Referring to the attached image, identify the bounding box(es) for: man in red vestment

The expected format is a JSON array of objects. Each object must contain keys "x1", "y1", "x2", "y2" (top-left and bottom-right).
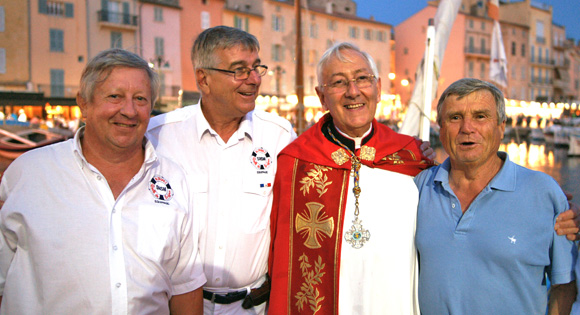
[{"x1": 269, "y1": 42, "x2": 434, "y2": 314}]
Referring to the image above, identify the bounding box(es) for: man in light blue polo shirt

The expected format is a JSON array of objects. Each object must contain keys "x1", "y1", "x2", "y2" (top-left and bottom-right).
[{"x1": 415, "y1": 78, "x2": 577, "y2": 315}]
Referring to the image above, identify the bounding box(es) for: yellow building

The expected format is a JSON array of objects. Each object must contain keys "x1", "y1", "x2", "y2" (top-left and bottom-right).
[{"x1": 0, "y1": 0, "x2": 30, "y2": 92}]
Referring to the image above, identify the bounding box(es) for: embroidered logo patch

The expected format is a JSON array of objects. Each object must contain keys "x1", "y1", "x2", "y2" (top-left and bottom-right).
[
  {"x1": 149, "y1": 175, "x2": 173, "y2": 203},
  {"x1": 250, "y1": 147, "x2": 272, "y2": 170}
]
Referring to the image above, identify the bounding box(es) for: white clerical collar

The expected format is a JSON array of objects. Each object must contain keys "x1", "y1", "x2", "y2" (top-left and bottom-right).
[{"x1": 334, "y1": 125, "x2": 372, "y2": 149}]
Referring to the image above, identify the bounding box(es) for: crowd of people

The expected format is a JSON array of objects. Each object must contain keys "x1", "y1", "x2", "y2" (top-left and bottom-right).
[{"x1": 0, "y1": 25, "x2": 580, "y2": 315}]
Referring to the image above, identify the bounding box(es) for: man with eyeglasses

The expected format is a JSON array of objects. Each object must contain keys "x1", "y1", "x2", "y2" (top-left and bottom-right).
[
  {"x1": 268, "y1": 42, "x2": 434, "y2": 314},
  {"x1": 146, "y1": 26, "x2": 296, "y2": 314}
]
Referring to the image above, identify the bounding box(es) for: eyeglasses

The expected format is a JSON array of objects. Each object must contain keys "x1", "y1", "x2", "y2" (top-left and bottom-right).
[
  {"x1": 322, "y1": 74, "x2": 376, "y2": 93},
  {"x1": 205, "y1": 65, "x2": 269, "y2": 80}
]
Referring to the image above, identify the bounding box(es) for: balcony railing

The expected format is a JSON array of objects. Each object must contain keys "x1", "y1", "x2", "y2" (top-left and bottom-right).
[
  {"x1": 98, "y1": 10, "x2": 138, "y2": 27},
  {"x1": 465, "y1": 47, "x2": 490, "y2": 55},
  {"x1": 536, "y1": 36, "x2": 545, "y2": 44},
  {"x1": 37, "y1": 84, "x2": 78, "y2": 98}
]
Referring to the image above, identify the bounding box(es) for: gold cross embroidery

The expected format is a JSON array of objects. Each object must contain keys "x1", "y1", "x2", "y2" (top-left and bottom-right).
[{"x1": 295, "y1": 202, "x2": 335, "y2": 249}]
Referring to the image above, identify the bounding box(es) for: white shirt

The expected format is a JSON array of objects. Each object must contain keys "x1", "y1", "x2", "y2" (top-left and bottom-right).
[
  {"x1": 338, "y1": 165, "x2": 420, "y2": 315},
  {"x1": 0, "y1": 129, "x2": 206, "y2": 315},
  {"x1": 147, "y1": 103, "x2": 296, "y2": 314}
]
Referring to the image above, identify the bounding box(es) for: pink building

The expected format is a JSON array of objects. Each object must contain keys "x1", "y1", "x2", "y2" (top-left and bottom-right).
[{"x1": 139, "y1": 0, "x2": 183, "y2": 110}]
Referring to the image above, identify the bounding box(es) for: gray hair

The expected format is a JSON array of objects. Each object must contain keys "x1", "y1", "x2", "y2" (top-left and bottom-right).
[
  {"x1": 436, "y1": 78, "x2": 506, "y2": 126},
  {"x1": 191, "y1": 26, "x2": 260, "y2": 69},
  {"x1": 79, "y1": 48, "x2": 160, "y2": 108},
  {"x1": 316, "y1": 42, "x2": 379, "y2": 85}
]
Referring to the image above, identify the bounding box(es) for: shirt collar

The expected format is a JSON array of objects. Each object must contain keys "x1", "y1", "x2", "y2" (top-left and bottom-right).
[
  {"x1": 435, "y1": 151, "x2": 515, "y2": 192},
  {"x1": 195, "y1": 99, "x2": 254, "y2": 142},
  {"x1": 72, "y1": 125, "x2": 157, "y2": 170}
]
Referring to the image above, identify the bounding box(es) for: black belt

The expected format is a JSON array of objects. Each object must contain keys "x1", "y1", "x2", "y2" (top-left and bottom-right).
[
  {"x1": 203, "y1": 275, "x2": 271, "y2": 309},
  {"x1": 203, "y1": 289, "x2": 247, "y2": 304}
]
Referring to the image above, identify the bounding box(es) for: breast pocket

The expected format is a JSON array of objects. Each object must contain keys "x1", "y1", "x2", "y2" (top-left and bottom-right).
[
  {"x1": 238, "y1": 175, "x2": 275, "y2": 233},
  {"x1": 135, "y1": 205, "x2": 183, "y2": 264}
]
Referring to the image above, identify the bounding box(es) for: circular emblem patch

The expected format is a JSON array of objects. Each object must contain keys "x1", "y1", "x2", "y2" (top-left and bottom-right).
[
  {"x1": 250, "y1": 147, "x2": 272, "y2": 170},
  {"x1": 149, "y1": 175, "x2": 174, "y2": 201}
]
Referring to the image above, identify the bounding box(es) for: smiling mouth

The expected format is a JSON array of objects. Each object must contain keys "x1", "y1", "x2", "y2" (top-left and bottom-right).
[
  {"x1": 344, "y1": 103, "x2": 364, "y2": 109},
  {"x1": 460, "y1": 141, "x2": 476, "y2": 146},
  {"x1": 114, "y1": 122, "x2": 137, "y2": 128},
  {"x1": 239, "y1": 91, "x2": 255, "y2": 96}
]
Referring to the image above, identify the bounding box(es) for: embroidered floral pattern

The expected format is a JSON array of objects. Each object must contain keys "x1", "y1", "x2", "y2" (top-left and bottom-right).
[
  {"x1": 299, "y1": 164, "x2": 333, "y2": 197},
  {"x1": 295, "y1": 254, "x2": 326, "y2": 313}
]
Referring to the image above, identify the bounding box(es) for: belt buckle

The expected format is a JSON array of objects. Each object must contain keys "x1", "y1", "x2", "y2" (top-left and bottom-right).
[{"x1": 210, "y1": 292, "x2": 216, "y2": 303}]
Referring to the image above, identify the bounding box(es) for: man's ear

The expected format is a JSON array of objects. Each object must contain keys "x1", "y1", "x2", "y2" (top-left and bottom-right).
[
  {"x1": 375, "y1": 77, "x2": 382, "y2": 103},
  {"x1": 76, "y1": 93, "x2": 87, "y2": 117},
  {"x1": 196, "y1": 68, "x2": 210, "y2": 93},
  {"x1": 315, "y1": 86, "x2": 328, "y2": 112}
]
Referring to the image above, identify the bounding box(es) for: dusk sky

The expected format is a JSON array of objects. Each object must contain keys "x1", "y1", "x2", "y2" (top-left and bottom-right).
[{"x1": 354, "y1": 0, "x2": 580, "y2": 43}]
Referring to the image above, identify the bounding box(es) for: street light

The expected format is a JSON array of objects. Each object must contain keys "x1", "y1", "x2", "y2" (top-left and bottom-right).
[{"x1": 149, "y1": 55, "x2": 170, "y2": 111}]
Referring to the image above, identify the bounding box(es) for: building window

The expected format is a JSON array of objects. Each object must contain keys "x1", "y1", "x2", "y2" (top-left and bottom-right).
[
  {"x1": 468, "y1": 19, "x2": 473, "y2": 29},
  {"x1": 403, "y1": 47, "x2": 408, "y2": 55},
  {"x1": 0, "y1": 6, "x2": 4, "y2": 32},
  {"x1": 50, "y1": 69, "x2": 65, "y2": 97},
  {"x1": 521, "y1": 66, "x2": 526, "y2": 80},
  {"x1": 348, "y1": 26, "x2": 358, "y2": 39},
  {"x1": 468, "y1": 37, "x2": 474, "y2": 51},
  {"x1": 364, "y1": 29, "x2": 371, "y2": 40},
  {"x1": 538, "y1": 48, "x2": 542, "y2": 63},
  {"x1": 327, "y1": 19, "x2": 336, "y2": 31},
  {"x1": 111, "y1": 31, "x2": 122, "y2": 48},
  {"x1": 521, "y1": 43, "x2": 525, "y2": 57},
  {"x1": 536, "y1": 20, "x2": 545, "y2": 43},
  {"x1": 272, "y1": 44, "x2": 283, "y2": 62},
  {"x1": 154, "y1": 7, "x2": 163, "y2": 22},
  {"x1": 480, "y1": 62, "x2": 485, "y2": 79},
  {"x1": 511, "y1": 42, "x2": 516, "y2": 56},
  {"x1": 481, "y1": 21, "x2": 485, "y2": 30},
  {"x1": 468, "y1": 61, "x2": 474, "y2": 77},
  {"x1": 530, "y1": 46, "x2": 534, "y2": 62},
  {"x1": 234, "y1": 15, "x2": 248, "y2": 32},
  {"x1": 326, "y1": 39, "x2": 333, "y2": 49},
  {"x1": 545, "y1": 48, "x2": 549, "y2": 65},
  {"x1": 377, "y1": 31, "x2": 387, "y2": 42},
  {"x1": 531, "y1": 67, "x2": 535, "y2": 83},
  {"x1": 49, "y1": 29, "x2": 64, "y2": 52},
  {"x1": 272, "y1": 15, "x2": 284, "y2": 32},
  {"x1": 0, "y1": 48, "x2": 5, "y2": 74},
  {"x1": 201, "y1": 11, "x2": 210, "y2": 29},
  {"x1": 155, "y1": 37, "x2": 164, "y2": 57},
  {"x1": 308, "y1": 50, "x2": 318, "y2": 66},
  {"x1": 481, "y1": 38, "x2": 486, "y2": 53},
  {"x1": 310, "y1": 24, "x2": 318, "y2": 38}
]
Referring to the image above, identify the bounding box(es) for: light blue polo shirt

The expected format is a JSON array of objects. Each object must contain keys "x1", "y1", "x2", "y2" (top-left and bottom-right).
[{"x1": 415, "y1": 152, "x2": 577, "y2": 315}]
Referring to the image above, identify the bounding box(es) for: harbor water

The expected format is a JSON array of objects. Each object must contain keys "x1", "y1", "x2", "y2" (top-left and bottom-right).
[{"x1": 434, "y1": 140, "x2": 580, "y2": 200}]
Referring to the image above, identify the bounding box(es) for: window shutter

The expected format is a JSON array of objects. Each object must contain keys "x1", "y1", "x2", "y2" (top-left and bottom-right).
[
  {"x1": 65, "y1": 3, "x2": 73, "y2": 17},
  {"x1": 39, "y1": 0, "x2": 47, "y2": 14}
]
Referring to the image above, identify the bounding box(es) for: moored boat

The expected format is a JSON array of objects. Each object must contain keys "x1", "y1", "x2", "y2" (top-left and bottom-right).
[{"x1": 0, "y1": 128, "x2": 70, "y2": 160}]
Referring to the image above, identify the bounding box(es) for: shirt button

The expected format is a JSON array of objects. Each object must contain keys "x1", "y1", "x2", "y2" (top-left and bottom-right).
[
  {"x1": 116, "y1": 283, "x2": 121, "y2": 288},
  {"x1": 452, "y1": 203, "x2": 456, "y2": 208},
  {"x1": 219, "y1": 246, "x2": 223, "y2": 250},
  {"x1": 112, "y1": 209, "x2": 116, "y2": 214},
  {"x1": 113, "y1": 245, "x2": 118, "y2": 250},
  {"x1": 215, "y1": 278, "x2": 220, "y2": 282},
  {"x1": 97, "y1": 175, "x2": 102, "y2": 180}
]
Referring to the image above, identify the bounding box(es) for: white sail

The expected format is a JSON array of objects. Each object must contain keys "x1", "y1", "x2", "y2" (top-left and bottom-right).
[
  {"x1": 399, "y1": 0, "x2": 462, "y2": 138},
  {"x1": 489, "y1": 0, "x2": 508, "y2": 87}
]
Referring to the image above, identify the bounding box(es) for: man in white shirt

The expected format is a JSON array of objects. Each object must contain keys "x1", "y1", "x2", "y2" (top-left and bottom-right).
[
  {"x1": 0, "y1": 48, "x2": 206, "y2": 314},
  {"x1": 147, "y1": 26, "x2": 296, "y2": 314}
]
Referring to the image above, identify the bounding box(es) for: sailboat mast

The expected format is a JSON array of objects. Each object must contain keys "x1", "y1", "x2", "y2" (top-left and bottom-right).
[{"x1": 295, "y1": 0, "x2": 305, "y2": 134}]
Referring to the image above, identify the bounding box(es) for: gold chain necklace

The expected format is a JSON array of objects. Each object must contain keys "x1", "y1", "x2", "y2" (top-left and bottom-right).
[{"x1": 327, "y1": 126, "x2": 370, "y2": 249}]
